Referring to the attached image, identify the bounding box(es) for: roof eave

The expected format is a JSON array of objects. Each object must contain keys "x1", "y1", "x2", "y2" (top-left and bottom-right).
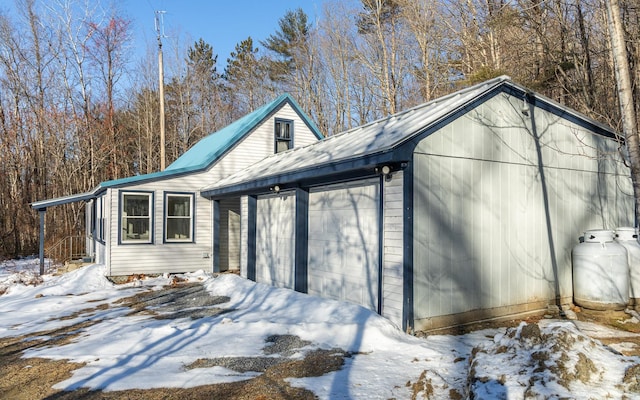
[
  {"x1": 201, "y1": 151, "x2": 409, "y2": 198},
  {"x1": 31, "y1": 186, "x2": 105, "y2": 210}
]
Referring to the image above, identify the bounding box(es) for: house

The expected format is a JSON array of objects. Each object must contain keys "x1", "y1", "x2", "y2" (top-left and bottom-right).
[
  {"x1": 199, "y1": 76, "x2": 634, "y2": 332},
  {"x1": 31, "y1": 94, "x2": 323, "y2": 276},
  {"x1": 33, "y1": 76, "x2": 634, "y2": 333}
]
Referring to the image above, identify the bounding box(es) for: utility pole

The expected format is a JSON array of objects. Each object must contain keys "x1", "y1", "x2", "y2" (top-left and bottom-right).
[{"x1": 155, "y1": 11, "x2": 167, "y2": 171}]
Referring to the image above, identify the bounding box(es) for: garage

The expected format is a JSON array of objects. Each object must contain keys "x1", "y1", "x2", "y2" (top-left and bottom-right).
[
  {"x1": 307, "y1": 180, "x2": 381, "y2": 311},
  {"x1": 255, "y1": 192, "x2": 296, "y2": 289}
]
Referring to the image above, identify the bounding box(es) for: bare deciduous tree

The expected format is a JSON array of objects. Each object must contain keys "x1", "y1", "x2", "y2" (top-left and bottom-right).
[{"x1": 606, "y1": 0, "x2": 640, "y2": 221}]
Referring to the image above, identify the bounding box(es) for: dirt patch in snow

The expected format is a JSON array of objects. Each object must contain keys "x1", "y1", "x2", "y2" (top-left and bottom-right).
[
  {"x1": 574, "y1": 307, "x2": 640, "y2": 356},
  {"x1": 43, "y1": 353, "x2": 333, "y2": 400},
  {"x1": 114, "y1": 282, "x2": 232, "y2": 319},
  {"x1": 465, "y1": 321, "x2": 633, "y2": 398},
  {"x1": 0, "y1": 282, "x2": 353, "y2": 399},
  {"x1": 186, "y1": 333, "x2": 347, "y2": 375},
  {"x1": 409, "y1": 369, "x2": 464, "y2": 400},
  {"x1": 0, "y1": 319, "x2": 93, "y2": 399},
  {"x1": 9, "y1": 334, "x2": 348, "y2": 400}
]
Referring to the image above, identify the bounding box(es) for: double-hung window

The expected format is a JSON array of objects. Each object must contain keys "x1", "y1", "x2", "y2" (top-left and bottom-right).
[
  {"x1": 165, "y1": 193, "x2": 194, "y2": 242},
  {"x1": 120, "y1": 192, "x2": 153, "y2": 244},
  {"x1": 275, "y1": 119, "x2": 293, "y2": 153}
]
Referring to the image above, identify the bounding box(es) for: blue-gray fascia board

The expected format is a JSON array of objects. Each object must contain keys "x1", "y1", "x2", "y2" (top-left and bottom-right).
[
  {"x1": 31, "y1": 187, "x2": 106, "y2": 210},
  {"x1": 500, "y1": 84, "x2": 619, "y2": 140},
  {"x1": 201, "y1": 151, "x2": 408, "y2": 199},
  {"x1": 200, "y1": 88, "x2": 501, "y2": 200},
  {"x1": 100, "y1": 167, "x2": 198, "y2": 189},
  {"x1": 284, "y1": 96, "x2": 324, "y2": 139},
  {"x1": 369, "y1": 82, "x2": 620, "y2": 165},
  {"x1": 393, "y1": 87, "x2": 507, "y2": 155}
]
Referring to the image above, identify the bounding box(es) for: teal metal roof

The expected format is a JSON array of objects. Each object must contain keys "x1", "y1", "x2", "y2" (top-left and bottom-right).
[
  {"x1": 167, "y1": 93, "x2": 321, "y2": 171},
  {"x1": 32, "y1": 93, "x2": 322, "y2": 208},
  {"x1": 101, "y1": 93, "x2": 322, "y2": 188}
]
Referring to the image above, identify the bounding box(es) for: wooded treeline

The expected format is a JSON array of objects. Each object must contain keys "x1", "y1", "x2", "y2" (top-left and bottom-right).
[{"x1": 0, "y1": 0, "x2": 638, "y2": 259}]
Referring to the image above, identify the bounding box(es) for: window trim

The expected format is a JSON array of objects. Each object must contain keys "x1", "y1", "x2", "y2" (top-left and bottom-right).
[
  {"x1": 163, "y1": 192, "x2": 195, "y2": 243},
  {"x1": 118, "y1": 190, "x2": 154, "y2": 245},
  {"x1": 96, "y1": 195, "x2": 106, "y2": 244},
  {"x1": 274, "y1": 118, "x2": 294, "y2": 153}
]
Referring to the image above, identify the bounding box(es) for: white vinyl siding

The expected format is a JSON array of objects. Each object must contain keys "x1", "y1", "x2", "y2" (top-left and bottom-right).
[
  {"x1": 382, "y1": 171, "x2": 404, "y2": 327},
  {"x1": 240, "y1": 196, "x2": 249, "y2": 278},
  {"x1": 218, "y1": 198, "x2": 241, "y2": 271},
  {"x1": 105, "y1": 104, "x2": 319, "y2": 276},
  {"x1": 277, "y1": 103, "x2": 320, "y2": 147},
  {"x1": 108, "y1": 176, "x2": 212, "y2": 276},
  {"x1": 412, "y1": 93, "x2": 634, "y2": 328},
  {"x1": 228, "y1": 210, "x2": 241, "y2": 270},
  {"x1": 196, "y1": 104, "x2": 319, "y2": 179}
]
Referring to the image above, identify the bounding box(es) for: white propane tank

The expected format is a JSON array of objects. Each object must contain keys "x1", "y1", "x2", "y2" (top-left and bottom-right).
[
  {"x1": 615, "y1": 227, "x2": 640, "y2": 306},
  {"x1": 573, "y1": 229, "x2": 629, "y2": 310}
]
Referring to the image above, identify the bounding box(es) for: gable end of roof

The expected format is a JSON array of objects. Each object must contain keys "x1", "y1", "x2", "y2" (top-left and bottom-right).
[{"x1": 97, "y1": 94, "x2": 323, "y2": 189}]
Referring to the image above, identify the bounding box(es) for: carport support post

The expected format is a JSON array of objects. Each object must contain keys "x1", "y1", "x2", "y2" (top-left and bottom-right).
[{"x1": 39, "y1": 209, "x2": 46, "y2": 275}]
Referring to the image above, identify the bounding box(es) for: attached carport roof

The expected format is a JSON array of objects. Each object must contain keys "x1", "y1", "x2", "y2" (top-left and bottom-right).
[
  {"x1": 201, "y1": 75, "x2": 617, "y2": 199},
  {"x1": 31, "y1": 188, "x2": 104, "y2": 211}
]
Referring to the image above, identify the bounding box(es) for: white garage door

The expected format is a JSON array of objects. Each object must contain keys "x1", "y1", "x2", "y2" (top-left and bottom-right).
[
  {"x1": 256, "y1": 192, "x2": 296, "y2": 289},
  {"x1": 307, "y1": 180, "x2": 380, "y2": 311}
]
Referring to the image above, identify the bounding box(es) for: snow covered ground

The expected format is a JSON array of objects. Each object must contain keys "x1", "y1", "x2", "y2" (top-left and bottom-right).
[{"x1": 2, "y1": 258, "x2": 640, "y2": 399}]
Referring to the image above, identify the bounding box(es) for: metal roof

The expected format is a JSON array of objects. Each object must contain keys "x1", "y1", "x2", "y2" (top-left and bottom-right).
[
  {"x1": 201, "y1": 76, "x2": 618, "y2": 198},
  {"x1": 31, "y1": 93, "x2": 322, "y2": 209},
  {"x1": 101, "y1": 93, "x2": 322, "y2": 188},
  {"x1": 31, "y1": 188, "x2": 104, "y2": 211},
  {"x1": 167, "y1": 94, "x2": 322, "y2": 171}
]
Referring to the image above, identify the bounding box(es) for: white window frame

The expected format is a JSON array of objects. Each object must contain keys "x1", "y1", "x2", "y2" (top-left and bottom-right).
[
  {"x1": 164, "y1": 192, "x2": 194, "y2": 243},
  {"x1": 120, "y1": 191, "x2": 154, "y2": 244}
]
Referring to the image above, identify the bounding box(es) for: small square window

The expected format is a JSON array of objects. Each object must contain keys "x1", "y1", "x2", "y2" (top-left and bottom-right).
[{"x1": 275, "y1": 119, "x2": 293, "y2": 153}]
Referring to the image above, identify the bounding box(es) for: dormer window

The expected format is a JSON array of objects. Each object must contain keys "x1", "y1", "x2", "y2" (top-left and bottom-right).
[{"x1": 275, "y1": 119, "x2": 293, "y2": 153}]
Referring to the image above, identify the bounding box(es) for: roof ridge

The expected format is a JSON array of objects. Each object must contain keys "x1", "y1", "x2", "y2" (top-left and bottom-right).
[{"x1": 324, "y1": 75, "x2": 512, "y2": 140}]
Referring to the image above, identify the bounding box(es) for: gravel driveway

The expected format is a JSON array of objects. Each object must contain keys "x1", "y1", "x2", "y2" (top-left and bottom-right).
[{"x1": 0, "y1": 281, "x2": 353, "y2": 400}]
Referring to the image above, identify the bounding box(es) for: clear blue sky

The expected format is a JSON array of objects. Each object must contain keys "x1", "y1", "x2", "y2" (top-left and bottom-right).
[{"x1": 120, "y1": 0, "x2": 325, "y2": 69}]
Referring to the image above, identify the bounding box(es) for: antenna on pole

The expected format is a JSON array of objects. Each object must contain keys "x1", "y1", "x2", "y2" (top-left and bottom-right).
[{"x1": 155, "y1": 10, "x2": 167, "y2": 171}]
